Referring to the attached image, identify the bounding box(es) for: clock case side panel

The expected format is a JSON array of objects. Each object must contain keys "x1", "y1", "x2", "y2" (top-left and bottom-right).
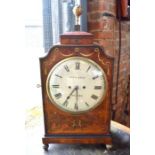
[
  {"x1": 105, "y1": 48, "x2": 114, "y2": 132},
  {"x1": 39, "y1": 56, "x2": 49, "y2": 135},
  {"x1": 39, "y1": 45, "x2": 75, "y2": 135},
  {"x1": 39, "y1": 45, "x2": 114, "y2": 144},
  {"x1": 39, "y1": 46, "x2": 60, "y2": 135},
  {"x1": 92, "y1": 45, "x2": 114, "y2": 133}
]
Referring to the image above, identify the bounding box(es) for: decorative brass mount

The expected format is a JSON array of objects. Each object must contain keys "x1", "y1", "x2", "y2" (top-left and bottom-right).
[{"x1": 72, "y1": 5, "x2": 82, "y2": 31}]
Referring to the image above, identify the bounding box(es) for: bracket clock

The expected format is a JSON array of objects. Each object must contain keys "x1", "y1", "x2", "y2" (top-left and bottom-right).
[{"x1": 39, "y1": 6, "x2": 114, "y2": 151}]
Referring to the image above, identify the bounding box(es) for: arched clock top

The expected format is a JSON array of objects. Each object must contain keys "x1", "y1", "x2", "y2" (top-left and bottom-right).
[{"x1": 40, "y1": 44, "x2": 114, "y2": 62}]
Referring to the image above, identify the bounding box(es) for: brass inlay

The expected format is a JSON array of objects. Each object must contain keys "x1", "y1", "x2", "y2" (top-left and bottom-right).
[
  {"x1": 59, "y1": 51, "x2": 74, "y2": 57},
  {"x1": 79, "y1": 52, "x2": 95, "y2": 57},
  {"x1": 45, "y1": 47, "x2": 110, "y2": 76},
  {"x1": 59, "y1": 53, "x2": 75, "y2": 57},
  {"x1": 72, "y1": 120, "x2": 82, "y2": 128},
  {"x1": 74, "y1": 47, "x2": 80, "y2": 52},
  {"x1": 94, "y1": 48, "x2": 110, "y2": 75}
]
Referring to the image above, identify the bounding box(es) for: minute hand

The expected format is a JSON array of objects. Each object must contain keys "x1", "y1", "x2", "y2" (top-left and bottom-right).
[{"x1": 75, "y1": 86, "x2": 79, "y2": 110}]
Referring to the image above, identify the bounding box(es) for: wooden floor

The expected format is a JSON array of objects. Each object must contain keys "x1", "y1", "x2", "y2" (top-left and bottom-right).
[{"x1": 26, "y1": 121, "x2": 129, "y2": 155}]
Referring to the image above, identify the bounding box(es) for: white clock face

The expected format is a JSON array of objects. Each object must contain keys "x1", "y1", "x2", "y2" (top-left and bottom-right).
[{"x1": 46, "y1": 57, "x2": 107, "y2": 114}]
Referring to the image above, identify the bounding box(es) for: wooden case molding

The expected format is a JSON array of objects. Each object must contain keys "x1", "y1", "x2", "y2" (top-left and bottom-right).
[{"x1": 40, "y1": 32, "x2": 114, "y2": 146}]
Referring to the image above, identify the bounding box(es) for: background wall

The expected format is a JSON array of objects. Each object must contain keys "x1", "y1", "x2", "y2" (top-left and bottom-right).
[{"x1": 87, "y1": 0, "x2": 130, "y2": 126}]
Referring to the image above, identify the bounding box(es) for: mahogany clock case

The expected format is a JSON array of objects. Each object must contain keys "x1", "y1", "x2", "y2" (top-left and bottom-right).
[{"x1": 40, "y1": 44, "x2": 114, "y2": 145}]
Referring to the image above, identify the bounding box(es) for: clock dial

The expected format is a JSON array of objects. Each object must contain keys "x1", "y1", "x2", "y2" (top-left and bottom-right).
[{"x1": 46, "y1": 57, "x2": 107, "y2": 114}]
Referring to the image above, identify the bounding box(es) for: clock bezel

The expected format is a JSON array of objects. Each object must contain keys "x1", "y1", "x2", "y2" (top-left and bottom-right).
[{"x1": 46, "y1": 56, "x2": 108, "y2": 114}]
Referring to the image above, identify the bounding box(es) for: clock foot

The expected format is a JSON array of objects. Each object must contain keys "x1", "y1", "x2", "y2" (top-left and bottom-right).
[{"x1": 43, "y1": 144, "x2": 49, "y2": 151}]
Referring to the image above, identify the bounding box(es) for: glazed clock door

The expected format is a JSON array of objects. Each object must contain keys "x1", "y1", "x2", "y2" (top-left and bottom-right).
[{"x1": 46, "y1": 57, "x2": 107, "y2": 114}]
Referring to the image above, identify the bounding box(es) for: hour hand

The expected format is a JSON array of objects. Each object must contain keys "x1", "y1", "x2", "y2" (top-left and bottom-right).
[{"x1": 62, "y1": 95, "x2": 71, "y2": 106}]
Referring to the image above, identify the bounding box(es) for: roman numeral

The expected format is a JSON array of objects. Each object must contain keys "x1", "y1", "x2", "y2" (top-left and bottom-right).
[
  {"x1": 91, "y1": 94, "x2": 98, "y2": 100},
  {"x1": 52, "y1": 85, "x2": 60, "y2": 88},
  {"x1": 74, "y1": 103, "x2": 78, "y2": 110},
  {"x1": 62, "y1": 100, "x2": 69, "y2": 107},
  {"x1": 75, "y1": 62, "x2": 80, "y2": 70},
  {"x1": 92, "y1": 75, "x2": 99, "y2": 80},
  {"x1": 86, "y1": 65, "x2": 91, "y2": 72},
  {"x1": 85, "y1": 102, "x2": 89, "y2": 107},
  {"x1": 55, "y1": 74, "x2": 62, "y2": 78},
  {"x1": 64, "y1": 65, "x2": 70, "y2": 72},
  {"x1": 55, "y1": 93, "x2": 62, "y2": 99},
  {"x1": 94, "y1": 86, "x2": 102, "y2": 89}
]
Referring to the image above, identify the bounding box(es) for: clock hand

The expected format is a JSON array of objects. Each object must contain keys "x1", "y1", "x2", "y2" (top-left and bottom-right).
[
  {"x1": 75, "y1": 86, "x2": 79, "y2": 110},
  {"x1": 62, "y1": 86, "x2": 78, "y2": 106}
]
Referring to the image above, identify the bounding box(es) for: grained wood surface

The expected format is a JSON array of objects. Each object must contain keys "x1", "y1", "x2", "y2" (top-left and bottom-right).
[
  {"x1": 60, "y1": 31, "x2": 93, "y2": 45},
  {"x1": 26, "y1": 120, "x2": 130, "y2": 155}
]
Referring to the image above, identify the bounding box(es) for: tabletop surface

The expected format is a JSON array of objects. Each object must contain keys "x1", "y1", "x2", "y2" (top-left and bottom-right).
[{"x1": 25, "y1": 107, "x2": 130, "y2": 155}]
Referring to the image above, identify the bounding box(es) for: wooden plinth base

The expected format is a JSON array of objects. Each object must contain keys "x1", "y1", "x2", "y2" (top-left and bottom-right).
[{"x1": 42, "y1": 134, "x2": 112, "y2": 150}]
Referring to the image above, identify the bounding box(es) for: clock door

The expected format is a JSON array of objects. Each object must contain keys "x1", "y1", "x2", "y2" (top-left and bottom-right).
[{"x1": 46, "y1": 57, "x2": 107, "y2": 114}]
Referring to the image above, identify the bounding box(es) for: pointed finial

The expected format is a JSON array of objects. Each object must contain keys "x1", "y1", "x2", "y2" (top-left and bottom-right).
[{"x1": 72, "y1": 5, "x2": 82, "y2": 31}]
